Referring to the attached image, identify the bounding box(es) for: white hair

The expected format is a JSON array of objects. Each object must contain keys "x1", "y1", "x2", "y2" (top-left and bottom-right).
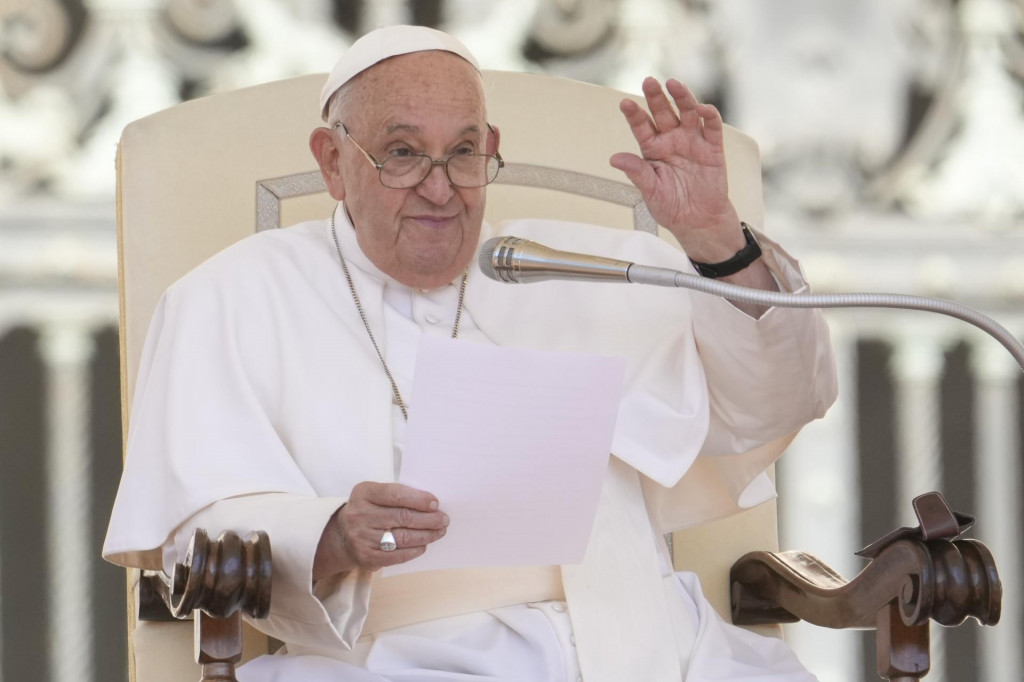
[{"x1": 325, "y1": 80, "x2": 354, "y2": 129}]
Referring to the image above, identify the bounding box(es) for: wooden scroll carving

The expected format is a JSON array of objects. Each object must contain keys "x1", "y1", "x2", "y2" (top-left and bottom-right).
[
  {"x1": 731, "y1": 492, "x2": 1001, "y2": 681},
  {"x1": 140, "y1": 528, "x2": 271, "y2": 682}
]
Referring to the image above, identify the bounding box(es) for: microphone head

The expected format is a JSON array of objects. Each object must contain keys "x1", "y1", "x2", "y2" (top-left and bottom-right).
[{"x1": 478, "y1": 236, "x2": 525, "y2": 283}]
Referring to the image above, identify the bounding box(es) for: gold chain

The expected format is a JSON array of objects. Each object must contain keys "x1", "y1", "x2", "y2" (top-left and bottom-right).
[{"x1": 330, "y1": 211, "x2": 468, "y2": 421}]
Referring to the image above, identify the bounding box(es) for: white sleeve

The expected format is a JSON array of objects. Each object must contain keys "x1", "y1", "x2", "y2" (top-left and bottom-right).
[
  {"x1": 163, "y1": 492, "x2": 373, "y2": 651},
  {"x1": 640, "y1": 231, "x2": 840, "y2": 532},
  {"x1": 690, "y1": 228, "x2": 838, "y2": 457}
]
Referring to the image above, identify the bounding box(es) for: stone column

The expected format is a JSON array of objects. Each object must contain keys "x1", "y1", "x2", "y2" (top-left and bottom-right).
[
  {"x1": 778, "y1": 315, "x2": 861, "y2": 682},
  {"x1": 971, "y1": 338, "x2": 1022, "y2": 682},
  {"x1": 364, "y1": 0, "x2": 412, "y2": 30},
  {"x1": 41, "y1": 322, "x2": 97, "y2": 682},
  {"x1": 0, "y1": 319, "x2": 10, "y2": 682},
  {"x1": 891, "y1": 330, "x2": 947, "y2": 682}
]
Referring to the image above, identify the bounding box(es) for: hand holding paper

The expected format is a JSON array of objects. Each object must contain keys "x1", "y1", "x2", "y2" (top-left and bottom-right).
[{"x1": 385, "y1": 336, "x2": 625, "y2": 576}]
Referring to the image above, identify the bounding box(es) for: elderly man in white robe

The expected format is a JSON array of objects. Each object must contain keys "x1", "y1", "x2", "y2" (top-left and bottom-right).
[{"x1": 104, "y1": 25, "x2": 837, "y2": 682}]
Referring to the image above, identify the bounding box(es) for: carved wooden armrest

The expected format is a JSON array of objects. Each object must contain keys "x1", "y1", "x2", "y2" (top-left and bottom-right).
[
  {"x1": 730, "y1": 492, "x2": 1001, "y2": 681},
  {"x1": 139, "y1": 528, "x2": 272, "y2": 682}
]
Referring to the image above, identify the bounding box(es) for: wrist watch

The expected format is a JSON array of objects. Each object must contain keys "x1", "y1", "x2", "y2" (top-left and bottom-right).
[{"x1": 689, "y1": 223, "x2": 762, "y2": 279}]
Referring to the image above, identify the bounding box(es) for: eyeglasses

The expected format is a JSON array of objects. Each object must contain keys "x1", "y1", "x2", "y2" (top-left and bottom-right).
[{"x1": 335, "y1": 122, "x2": 504, "y2": 189}]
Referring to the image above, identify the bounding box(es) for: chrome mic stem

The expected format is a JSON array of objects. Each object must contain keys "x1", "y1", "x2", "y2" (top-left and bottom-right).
[
  {"x1": 626, "y1": 264, "x2": 1024, "y2": 374},
  {"x1": 624, "y1": 264, "x2": 682, "y2": 286}
]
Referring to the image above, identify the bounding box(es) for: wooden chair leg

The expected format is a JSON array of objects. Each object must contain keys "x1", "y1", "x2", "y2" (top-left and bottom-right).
[
  {"x1": 876, "y1": 602, "x2": 930, "y2": 681},
  {"x1": 197, "y1": 610, "x2": 243, "y2": 682},
  {"x1": 138, "y1": 529, "x2": 271, "y2": 681}
]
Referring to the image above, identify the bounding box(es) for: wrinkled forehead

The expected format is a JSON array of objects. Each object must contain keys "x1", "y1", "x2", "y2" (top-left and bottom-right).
[{"x1": 347, "y1": 51, "x2": 487, "y2": 125}]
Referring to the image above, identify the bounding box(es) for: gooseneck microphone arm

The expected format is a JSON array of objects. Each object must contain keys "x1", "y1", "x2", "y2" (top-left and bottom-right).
[{"x1": 479, "y1": 236, "x2": 1024, "y2": 374}]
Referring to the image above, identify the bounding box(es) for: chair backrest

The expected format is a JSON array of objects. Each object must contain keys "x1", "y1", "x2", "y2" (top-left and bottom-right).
[{"x1": 116, "y1": 69, "x2": 777, "y2": 681}]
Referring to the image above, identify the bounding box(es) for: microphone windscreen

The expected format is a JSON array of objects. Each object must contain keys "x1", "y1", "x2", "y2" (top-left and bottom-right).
[{"x1": 477, "y1": 236, "x2": 510, "y2": 280}]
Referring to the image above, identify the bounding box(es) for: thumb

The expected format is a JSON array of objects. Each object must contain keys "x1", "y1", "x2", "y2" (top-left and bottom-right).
[{"x1": 610, "y1": 152, "x2": 658, "y2": 196}]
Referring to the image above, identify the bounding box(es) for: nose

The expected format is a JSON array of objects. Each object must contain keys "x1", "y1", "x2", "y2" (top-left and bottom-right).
[{"x1": 415, "y1": 161, "x2": 455, "y2": 205}]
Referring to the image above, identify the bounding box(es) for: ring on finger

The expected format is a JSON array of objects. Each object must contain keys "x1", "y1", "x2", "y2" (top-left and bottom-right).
[{"x1": 379, "y1": 530, "x2": 397, "y2": 552}]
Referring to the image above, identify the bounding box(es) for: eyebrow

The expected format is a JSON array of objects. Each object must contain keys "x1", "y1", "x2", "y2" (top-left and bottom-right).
[{"x1": 383, "y1": 123, "x2": 482, "y2": 137}]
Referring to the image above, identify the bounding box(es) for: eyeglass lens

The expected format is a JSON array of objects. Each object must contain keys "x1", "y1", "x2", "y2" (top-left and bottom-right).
[{"x1": 380, "y1": 155, "x2": 500, "y2": 189}]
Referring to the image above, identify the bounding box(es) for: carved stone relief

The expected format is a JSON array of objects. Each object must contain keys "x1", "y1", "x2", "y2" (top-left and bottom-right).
[{"x1": 0, "y1": 0, "x2": 1022, "y2": 219}]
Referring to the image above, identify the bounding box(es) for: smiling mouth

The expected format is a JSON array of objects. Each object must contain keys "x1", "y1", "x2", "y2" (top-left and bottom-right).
[{"x1": 409, "y1": 215, "x2": 457, "y2": 227}]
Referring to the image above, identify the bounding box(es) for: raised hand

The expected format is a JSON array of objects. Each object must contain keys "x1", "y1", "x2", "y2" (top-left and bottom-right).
[
  {"x1": 610, "y1": 78, "x2": 745, "y2": 263},
  {"x1": 314, "y1": 481, "x2": 449, "y2": 578}
]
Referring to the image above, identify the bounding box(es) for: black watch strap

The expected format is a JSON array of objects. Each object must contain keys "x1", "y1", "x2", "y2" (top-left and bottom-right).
[{"x1": 689, "y1": 223, "x2": 762, "y2": 279}]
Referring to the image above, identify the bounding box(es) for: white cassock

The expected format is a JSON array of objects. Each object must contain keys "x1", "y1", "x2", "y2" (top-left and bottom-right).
[{"x1": 104, "y1": 205, "x2": 837, "y2": 681}]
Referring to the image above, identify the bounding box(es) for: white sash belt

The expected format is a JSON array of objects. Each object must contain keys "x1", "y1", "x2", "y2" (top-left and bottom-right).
[{"x1": 363, "y1": 565, "x2": 565, "y2": 635}]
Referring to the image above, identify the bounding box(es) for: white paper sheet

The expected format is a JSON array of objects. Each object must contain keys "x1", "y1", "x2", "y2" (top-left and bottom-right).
[{"x1": 384, "y1": 336, "x2": 625, "y2": 576}]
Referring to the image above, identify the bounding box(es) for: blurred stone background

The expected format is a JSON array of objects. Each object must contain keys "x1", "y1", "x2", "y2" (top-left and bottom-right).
[{"x1": 1, "y1": 1, "x2": 1022, "y2": 680}]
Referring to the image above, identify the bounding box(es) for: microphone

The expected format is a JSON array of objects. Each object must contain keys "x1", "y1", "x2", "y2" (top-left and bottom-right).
[
  {"x1": 478, "y1": 236, "x2": 683, "y2": 286},
  {"x1": 476, "y1": 235, "x2": 1024, "y2": 373},
  {"x1": 478, "y1": 236, "x2": 636, "y2": 284}
]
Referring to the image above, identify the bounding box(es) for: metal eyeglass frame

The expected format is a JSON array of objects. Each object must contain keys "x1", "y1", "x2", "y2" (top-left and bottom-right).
[{"x1": 334, "y1": 122, "x2": 504, "y2": 189}]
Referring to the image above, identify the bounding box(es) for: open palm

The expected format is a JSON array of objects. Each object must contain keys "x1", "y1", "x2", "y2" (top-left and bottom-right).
[{"x1": 610, "y1": 78, "x2": 739, "y2": 259}]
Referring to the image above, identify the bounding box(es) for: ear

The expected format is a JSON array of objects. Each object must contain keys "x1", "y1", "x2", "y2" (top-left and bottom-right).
[
  {"x1": 486, "y1": 124, "x2": 501, "y2": 156},
  {"x1": 309, "y1": 127, "x2": 346, "y2": 201}
]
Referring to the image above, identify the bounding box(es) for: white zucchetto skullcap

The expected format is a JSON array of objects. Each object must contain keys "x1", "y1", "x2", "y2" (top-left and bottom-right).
[{"x1": 319, "y1": 25, "x2": 480, "y2": 121}]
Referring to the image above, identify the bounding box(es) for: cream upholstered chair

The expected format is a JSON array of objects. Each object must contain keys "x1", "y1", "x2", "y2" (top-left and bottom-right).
[{"x1": 115, "y1": 69, "x2": 779, "y2": 680}]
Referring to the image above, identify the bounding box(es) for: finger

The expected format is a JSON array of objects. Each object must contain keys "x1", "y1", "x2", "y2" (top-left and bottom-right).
[
  {"x1": 364, "y1": 545, "x2": 428, "y2": 571},
  {"x1": 381, "y1": 546, "x2": 427, "y2": 565},
  {"x1": 354, "y1": 481, "x2": 439, "y2": 512},
  {"x1": 390, "y1": 526, "x2": 447, "y2": 550},
  {"x1": 618, "y1": 98, "x2": 658, "y2": 147},
  {"x1": 610, "y1": 152, "x2": 659, "y2": 197},
  {"x1": 351, "y1": 527, "x2": 444, "y2": 570},
  {"x1": 341, "y1": 504, "x2": 449, "y2": 538},
  {"x1": 666, "y1": 79, "x2": 700, "y2": 129},
  {"x1": 642, "y1": 77, "x2": 680, "y2": 133},
  {"x1": 696, "y1": 102, "x2": 724, "y2": 147},
  {"x1": 383, "y1": 507, "x2": 450, "y2": 531},
  {"x1": 352, "y1": 525, "x2": 446, "y2": 553}
]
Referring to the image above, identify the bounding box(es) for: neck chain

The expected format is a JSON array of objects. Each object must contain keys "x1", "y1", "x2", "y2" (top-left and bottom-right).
[{"x1": 330, "y1": 211, "x2": 468, "y2": 421}]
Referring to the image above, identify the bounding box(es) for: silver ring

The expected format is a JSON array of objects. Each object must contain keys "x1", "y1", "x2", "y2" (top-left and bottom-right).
[{"x1": 379, "y1": 530, "x2": 397, "y2": 552}]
